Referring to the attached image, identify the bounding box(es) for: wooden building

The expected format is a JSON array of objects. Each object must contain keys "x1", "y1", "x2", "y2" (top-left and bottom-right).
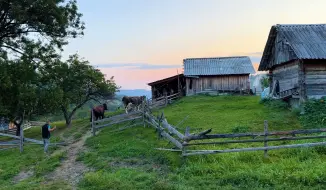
[
  {"x1": 148, "y1": 74, "x2": 186, "y2": 100},
  {"x1": 183, "y1": 56, "x2": 255, "y2": 95},
  {"x1": 258, "y1": 24, "x2": 326, "y2": 104}
]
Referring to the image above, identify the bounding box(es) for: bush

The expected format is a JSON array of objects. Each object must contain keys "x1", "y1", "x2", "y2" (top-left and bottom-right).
[
  {"x1": 259, "y1": 98, "x2": 289, "y2": 110},
  {"x1": 299, "y1": 97, "x2": 326, "y2": 128},
  {"x1": 232, "y1": 126, "x2": 251, "y2": 133},
  {"x1": 260, "y1": 76, "x2": 269, "y2": 89}
]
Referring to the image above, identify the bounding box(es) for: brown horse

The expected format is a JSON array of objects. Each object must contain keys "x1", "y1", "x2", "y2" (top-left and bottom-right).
[
  {"x1": 122, "y1": 95, "x2": 146, "y2": 113},
  {"x1": 90, "y1": 103, "x2": 108, "y2": 122}
]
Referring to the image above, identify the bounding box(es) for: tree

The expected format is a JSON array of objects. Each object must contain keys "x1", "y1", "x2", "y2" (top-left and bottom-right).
[
  {"x1": 40, "y1": 54, "x2": 119, "y2": 127},
  {"x1": 260, "y1": 76, "x2": 269, "y2": 90},
  {"x1": 0, "y1": 0, "x2": 85, "y2": 60},
  {"x1": 0, "y1": 57, "x2": 63, "y2": 131},
  {"x1": 0, "y1": 0, "x2": 85, "y2": 124}
]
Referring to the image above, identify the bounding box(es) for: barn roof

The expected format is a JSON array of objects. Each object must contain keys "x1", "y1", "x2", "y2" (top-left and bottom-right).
[
  {"x1": 259, "y1": 24, "x2": 326, "y2": 71},
  {"x1": 183, "y1": 56, "x2": 255, "y2": 76},
  {"x1": 148, "y1": 74, "x2": 183, "y2": 86}
]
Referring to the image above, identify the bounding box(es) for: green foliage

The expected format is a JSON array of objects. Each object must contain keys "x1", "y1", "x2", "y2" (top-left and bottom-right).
[
  {"x1": 0, "y1": 0, "x2": 85, "y2": 59},
  {"x1": 232, "y1": 125, "x2": 251, "y2": 133},
  {"x1": 0, "y1": 58, "x2": 61, "y2": 119},
  {"x1": 0, "y1": 0, "x2": 86, "y2": 120},
  {"x1": 4, "y1": 96, "x2": 326, "y2": 189},
  {"x1": 260, "y1": 98, "x2": 289, "y2": 110},
  {"x1": 299, "y1": 97, "x2": 326, "y2": 128},
  {"x1": 260, "y1": 76, "x2": 269, "y2": 89},
  {"x1": 39, "y1": 54, "x2": 119, "y2": 126},
  {"x1": 78, "y1": 96, "x2": 320, "y2": 189}
]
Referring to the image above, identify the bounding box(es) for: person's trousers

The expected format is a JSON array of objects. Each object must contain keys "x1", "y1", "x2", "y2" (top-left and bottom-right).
[{"x1": 43, "y1": 138, "x2": 50, "y2": 152}]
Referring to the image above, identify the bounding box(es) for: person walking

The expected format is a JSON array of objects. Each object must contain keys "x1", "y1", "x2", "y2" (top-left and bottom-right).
[{"x1": 41, "y1": 120, "x2": 56, "y2": 153}]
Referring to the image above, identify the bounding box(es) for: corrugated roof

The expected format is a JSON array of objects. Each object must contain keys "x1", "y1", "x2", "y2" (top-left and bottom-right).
[
  {"x1": 148, "y1": 74, "x2": 183, "y2": 86},
  {"x1": 259, "y1": 24, "x2": 326, "y2": 71},
  {"x1": 183, "y1": 56, "x2": 255, "y2": 76}
]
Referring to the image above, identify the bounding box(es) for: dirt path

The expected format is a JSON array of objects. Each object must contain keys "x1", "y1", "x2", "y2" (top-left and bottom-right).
[{"x1": 46, "y1": 131, "x2": 93, "y2": 189}]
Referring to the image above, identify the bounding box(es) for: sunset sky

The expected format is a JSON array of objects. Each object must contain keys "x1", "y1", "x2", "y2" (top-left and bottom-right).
[{"x1": 62, "y1": 0, "x2": 326, "y2": 90}]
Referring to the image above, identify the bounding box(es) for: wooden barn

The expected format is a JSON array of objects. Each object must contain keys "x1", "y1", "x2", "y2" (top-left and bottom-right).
[
  {"x1": 258, "y1": 24, "x2": 326, "y2": 104},
  {"x1": 148, "y1": 74, "x2": 186, "y2": 100},
  {"x1": 183, "y1": 56, "x2": 255, "y2": 95}
]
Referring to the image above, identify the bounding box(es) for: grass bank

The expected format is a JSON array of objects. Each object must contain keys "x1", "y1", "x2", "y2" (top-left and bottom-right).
[{"x1": 78, "y1": 95, "x2": 326, "y2": 189}]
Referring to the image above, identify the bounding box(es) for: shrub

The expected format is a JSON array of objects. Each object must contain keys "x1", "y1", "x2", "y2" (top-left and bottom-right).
[
  {"x1": 299, "y1": 97, "x2": 326, "y2": 128},
  {"x1": 259, "y1": 98, "x2": 289, "y2": 110},
  {"x1": 232, "y1": 126, "x2": 251, "y2": 133},
  {"x1": 260, "y1": 76, "x2": 269, "y2": 89}
]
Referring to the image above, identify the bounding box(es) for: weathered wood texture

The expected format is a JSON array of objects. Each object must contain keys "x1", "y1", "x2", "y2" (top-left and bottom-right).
[
  {"x1": 304, "y1": 63, "x2": 326, "y2": 99},
  {"x1": 182, "y1": 141, "x2": 326, "y2": 156},
  {"x1": 271, "y1": 61, "x2": 299, "y2": 92},
  {"x1": 184, "y1": 127, "x2": 326, "y2": 141},
  {"x1": 185, "y1": 75, "x2": 250, "y2": 96}
]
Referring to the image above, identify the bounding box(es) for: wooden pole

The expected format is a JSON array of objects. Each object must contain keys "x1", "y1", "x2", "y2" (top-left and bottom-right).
[
  {"x1": 91, "y1": 110, "x2": 95, "y2": 136},
  {"x1": 183, "y1": 135, "x2": 326, "y2": 146},
  {"x1": 264, "y1": 120, "x2": 268, "y2": 158},
  {"x1": 184, "y1": 128, "x2": 326, "y2": 141},
  {"x1": 142, "y1": 101, "x2": 145, "y2": 128},
  {"x1": 19, "y1": 121, "x2": 23, "y2": 153},
  {"x1": 182, "y1": 141, "x2": 326, "y2": 157},
  {"x1": 165, "y1": 95, "x2": 168, "y2": 106},
  {"x1": 161, "y1": 118, "x2": 185, "y2": 140}
]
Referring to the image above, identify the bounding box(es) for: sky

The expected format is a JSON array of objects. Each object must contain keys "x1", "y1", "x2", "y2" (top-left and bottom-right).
[{"x1": 62, "y1": 0, "x2": 326, "y2": 90}]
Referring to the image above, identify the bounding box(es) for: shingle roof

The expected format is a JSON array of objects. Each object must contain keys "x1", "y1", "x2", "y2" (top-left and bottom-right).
[
  {"x1": 259, "y1": 24, "x2": 326, "y2": 71},
  {"x1": 183, "y1": 56, "x2": 255, "y2": 76}
]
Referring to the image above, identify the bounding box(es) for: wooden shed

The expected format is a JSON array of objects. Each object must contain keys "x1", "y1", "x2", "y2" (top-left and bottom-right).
[
  {"x1": 148, "y1": 74, "x2": 186, "y2": 100},
  {"x1": 258, "y1": 24, "x2": 326, "y2": 104},
  {"x1": 183, "y1": 56, "x2": 255, "y2": 95}
]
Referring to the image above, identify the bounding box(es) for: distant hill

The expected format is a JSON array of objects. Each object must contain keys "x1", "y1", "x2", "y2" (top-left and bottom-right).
[{"x1": 116, "y1": 89, "x2": 152, "y2": 99}]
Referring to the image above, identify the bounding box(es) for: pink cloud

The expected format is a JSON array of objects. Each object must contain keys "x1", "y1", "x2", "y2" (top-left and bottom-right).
[{"x1": 100, "y1": 67, "x2": 183, "y2": 90}]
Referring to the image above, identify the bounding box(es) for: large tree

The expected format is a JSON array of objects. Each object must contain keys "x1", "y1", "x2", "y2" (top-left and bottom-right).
[
  {"x1": 0, "y1": 56, "x2": 61, "y2": 120},
  {"x1": 0, "y1": 0, "x2": 85, "y2": 121},
  {"x1": 40, "y1": 54, "x2": 119, "y2": 127},
  {"x1": 0, "y1": 0, "x2": 85, "y2": 59}
]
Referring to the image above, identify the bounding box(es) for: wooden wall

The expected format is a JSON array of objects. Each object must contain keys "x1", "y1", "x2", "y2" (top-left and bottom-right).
[
  {"x1": 304, "y1": 62, "x2": 326, "y2": 99},
  {"x1": 271, "y1": 60, "x2": 299, "y2": 92},
  {"x1": 185, "y1": 75, "x2": 250, "y2": 95}
]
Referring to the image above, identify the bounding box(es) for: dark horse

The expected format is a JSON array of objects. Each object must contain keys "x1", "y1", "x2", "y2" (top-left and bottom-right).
[
  {"x1": 122, "y1": 95, "x2": 146, "y2": 113},
  {"x1": 90, "y1": 103, "x2": 108, "y2": 122}
]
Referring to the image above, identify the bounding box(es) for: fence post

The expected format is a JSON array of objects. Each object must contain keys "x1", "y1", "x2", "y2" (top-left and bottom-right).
[
  {"x1": 142, "y1": 101, "x2": 146, "y2": 128},
  {"x1": 19, "y1": 121, "x2": 24, "y2": 153},
  {"x1": 165, "y1": 95, "x2": 168, "y2": 106},
  {"x1": 92, "y1": 110, "x2": 95, "y2": 136},
  {"x1": 264, "y1": 120, "x2": 268, "y2": 158}
]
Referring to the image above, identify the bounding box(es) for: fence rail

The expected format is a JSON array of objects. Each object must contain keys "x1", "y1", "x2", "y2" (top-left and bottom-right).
[{"x1": 90, "y1": 94, "x2": 326, "y2": 160}]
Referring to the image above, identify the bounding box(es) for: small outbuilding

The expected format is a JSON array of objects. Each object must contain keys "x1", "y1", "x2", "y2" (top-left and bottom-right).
[
  {"x1": 258, "y1": 24, "x2": 326, "y2": 104},
  {"x1": 183, "y1": 56, "x2": 255, "y2": 95},
  {"x1": 148, "y1": 74, "x2": 186, "y2": 100}
]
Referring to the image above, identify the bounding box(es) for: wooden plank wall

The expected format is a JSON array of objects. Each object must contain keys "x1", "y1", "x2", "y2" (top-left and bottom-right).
[
  {"x1": 305, "y1": 63, "x2": 326, "y2": 99},
  {"x1": 272, "y1": 61, "x2": 299, "y2": 92},
  {"x1": 186, "y1": 75, "x2": 250, "y2": 95}
]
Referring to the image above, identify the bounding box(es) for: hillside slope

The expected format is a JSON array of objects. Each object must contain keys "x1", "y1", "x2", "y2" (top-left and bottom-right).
[
  {"x1": 77, "y1": 95, "x2": 326, "y2": 190},
  {"x1": 2, "y1": 95, "x2": 326, "y2": 189}
]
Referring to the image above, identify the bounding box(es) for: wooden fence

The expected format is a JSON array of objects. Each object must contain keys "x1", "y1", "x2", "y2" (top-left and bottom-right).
[
  {"x1": 91, "y1": 95, "x2": 326, "y2": 159},
  {"x1": 0, "y1": 120, "x2": 66, "y2": 152},
  {"x1": 90, "y1": 93, "x2": 182, "y2": 135}
]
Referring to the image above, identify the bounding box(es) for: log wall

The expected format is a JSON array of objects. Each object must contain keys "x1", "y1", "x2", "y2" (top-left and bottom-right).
[
  {"x1": 271, "y1": 61, "x2": 299, "y2": 92},
  {"x1": 304, "y1": 62, "x2": 326, "y2": 99},
  {"x1": 186, "y1": 75, "x2": 250, "y2": 95}
]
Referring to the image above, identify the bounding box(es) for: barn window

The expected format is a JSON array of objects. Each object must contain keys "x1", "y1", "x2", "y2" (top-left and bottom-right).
[{"x1": 189, "y1": 79, "x2": 193, "y2": 90}]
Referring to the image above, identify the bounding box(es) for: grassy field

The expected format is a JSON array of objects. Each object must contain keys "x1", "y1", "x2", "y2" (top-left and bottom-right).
[{"x1": 1, "y1": 95, "x2": 326, "y2": 189}]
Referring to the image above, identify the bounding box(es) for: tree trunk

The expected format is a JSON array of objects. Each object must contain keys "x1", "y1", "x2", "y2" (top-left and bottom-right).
[{"x1": 61, "y1": 106, "x2": 79, "y2": 127}]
